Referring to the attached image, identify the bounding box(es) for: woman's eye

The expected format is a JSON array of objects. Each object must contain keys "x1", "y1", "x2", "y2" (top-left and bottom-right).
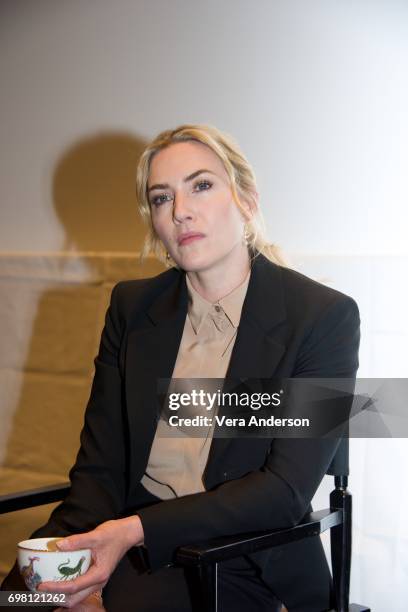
[
  {"x1": 194, "y1": 180, "x2": 212, "y2": 192},
  {"x1": 151, "y1": 193, "x2": 173, "y2": 206}
]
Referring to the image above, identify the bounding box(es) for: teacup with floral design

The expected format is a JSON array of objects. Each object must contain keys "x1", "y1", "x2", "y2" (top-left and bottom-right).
[{"x1": 18, "y1": 537, "x2": 91, "y2": 592}]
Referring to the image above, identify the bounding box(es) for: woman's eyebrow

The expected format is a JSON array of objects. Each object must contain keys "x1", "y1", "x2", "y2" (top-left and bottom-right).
[
  {"x1": 184, "y1": 168, "x2": 216, "y2": 182},
  {"x1": 148, "y1": 169, "x2": 216, "y2": 193}
]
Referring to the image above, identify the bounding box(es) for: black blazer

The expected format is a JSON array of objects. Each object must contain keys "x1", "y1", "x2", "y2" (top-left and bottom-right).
[{"x1": 3, "y1": 253, "x2": 361, "y2": 611}]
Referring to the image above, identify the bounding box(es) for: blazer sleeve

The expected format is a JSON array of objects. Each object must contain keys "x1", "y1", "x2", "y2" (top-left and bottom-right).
[{"x1": 136, "y1": 295, "x2": 361, "y2": 572}]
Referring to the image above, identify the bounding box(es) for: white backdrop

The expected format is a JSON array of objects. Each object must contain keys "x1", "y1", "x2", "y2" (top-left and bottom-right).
[{"x1": 1, "y1": 1, "x2": 407, "y2": 609}]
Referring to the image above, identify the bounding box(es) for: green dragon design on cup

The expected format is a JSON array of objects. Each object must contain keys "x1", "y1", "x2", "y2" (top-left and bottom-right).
[{"x1": 57, "y1": 556, "x2": 86, "y2": 580}]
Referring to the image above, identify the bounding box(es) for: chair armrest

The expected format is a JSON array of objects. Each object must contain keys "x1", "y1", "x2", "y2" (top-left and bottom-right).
[
  {"x1": 0, "y1": 483, "x2": 70, "y2": 514},
  {"x1": 175, "y1": 508, "x2": 343, "y2": 566}
]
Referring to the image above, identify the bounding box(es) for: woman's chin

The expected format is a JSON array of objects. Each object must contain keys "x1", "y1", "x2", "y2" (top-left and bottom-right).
[{"x1": 173, "y1": 251, "x2": 212, "y2": 273}]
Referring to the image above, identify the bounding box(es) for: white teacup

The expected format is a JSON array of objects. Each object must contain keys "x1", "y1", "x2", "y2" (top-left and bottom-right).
[{"x1": 17, "y1": 537, "x2": 92, "y2": 592}]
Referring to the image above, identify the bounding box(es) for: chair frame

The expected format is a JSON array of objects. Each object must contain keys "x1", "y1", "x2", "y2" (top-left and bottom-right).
[
  {"x1": 0, "y1": 476, "x2": 370, "y2": 611},
  {"x1": 175, "y1": 474, "x2": 369, "y2": 612}
]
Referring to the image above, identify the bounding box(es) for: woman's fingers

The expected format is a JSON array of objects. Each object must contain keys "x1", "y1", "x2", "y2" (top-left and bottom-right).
[
  {"x1": 37, "y1": 518, "x2": 135, "y2": 601},
  {"x1": 57, "y1": 532, "x2": 97, "y2": 552},
  {"x1": 38, "y1": 565, "x2": 106, "y2": 595}
]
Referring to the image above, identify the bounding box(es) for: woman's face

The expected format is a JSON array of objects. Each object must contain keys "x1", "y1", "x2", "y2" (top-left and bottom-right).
[{"x1": 147, "y1": 141, "x2": 251, "y2": 273}]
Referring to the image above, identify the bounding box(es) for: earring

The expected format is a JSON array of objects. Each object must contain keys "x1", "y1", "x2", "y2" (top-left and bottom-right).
[{"x1": 242, "y1": 225, "x2": 250, "y2": 247}]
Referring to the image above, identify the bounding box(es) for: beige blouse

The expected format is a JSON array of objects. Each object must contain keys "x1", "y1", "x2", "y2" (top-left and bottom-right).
[{"x1": 141, "y1": 269, "x2": 251, "y2": 499}]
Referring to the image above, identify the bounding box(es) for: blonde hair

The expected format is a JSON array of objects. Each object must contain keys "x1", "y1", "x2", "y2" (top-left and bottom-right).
[{"x1": 136, "y1": 123, "x2": 287, "y2": 267}]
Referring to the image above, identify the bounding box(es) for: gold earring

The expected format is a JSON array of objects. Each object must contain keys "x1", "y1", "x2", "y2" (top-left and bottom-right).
[{"x1": 243, "y1": 225, "x2": 250, "y2": 247}]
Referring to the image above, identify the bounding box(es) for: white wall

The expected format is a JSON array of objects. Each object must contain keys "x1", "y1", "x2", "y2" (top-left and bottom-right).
[
  {"x1": 1, "y1": 1, "x2": 407, "y2": 609},
  {"x1": 1, "y1": 0, "x2": 407, "y2": 256}
]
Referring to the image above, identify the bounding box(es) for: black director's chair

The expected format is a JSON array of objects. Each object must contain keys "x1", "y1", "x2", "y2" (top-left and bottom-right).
[
  {"x1": 0, "y1": 439, "x2": 370, "y2": 611},
  {"x1": 175, "y1": 438, "x2": 370, "y2": 612}
]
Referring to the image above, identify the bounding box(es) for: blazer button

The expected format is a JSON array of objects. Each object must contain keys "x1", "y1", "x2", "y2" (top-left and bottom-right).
[{"x1": 223, "y1": 472, "x2": 228, "y2": 479}]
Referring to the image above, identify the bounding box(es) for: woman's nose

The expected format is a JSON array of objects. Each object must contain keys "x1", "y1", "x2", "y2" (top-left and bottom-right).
[{"x1": 172, "y1": 192, "x2": 193, "y2": 223}]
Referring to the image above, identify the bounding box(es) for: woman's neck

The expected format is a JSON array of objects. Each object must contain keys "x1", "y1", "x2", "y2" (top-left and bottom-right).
[{"x1": 186, "y1": 247, "x2": 251, "y2": 303}]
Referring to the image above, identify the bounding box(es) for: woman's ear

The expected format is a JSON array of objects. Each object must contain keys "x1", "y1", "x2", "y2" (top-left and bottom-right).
[{"x1": 241, "y1": 190, "x2": 259, "y2": 220}]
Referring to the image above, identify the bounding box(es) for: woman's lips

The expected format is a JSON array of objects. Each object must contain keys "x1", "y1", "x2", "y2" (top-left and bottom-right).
[{"x1": 178, "y1": 234, "x2": 205, "y2": 246}]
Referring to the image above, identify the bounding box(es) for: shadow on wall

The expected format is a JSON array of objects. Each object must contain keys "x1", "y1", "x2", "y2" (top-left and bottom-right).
[
  {"x1": 0, "y1": 131, "x2": 165, "y2": 579},
  {"x1": 53, "y1": 132, "x2": 148, "y2": 252}
]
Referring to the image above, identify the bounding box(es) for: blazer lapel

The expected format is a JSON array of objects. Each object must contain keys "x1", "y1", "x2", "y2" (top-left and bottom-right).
[
  {"x1": 226, "y1": 253, "x2": 286, "y2": 380},
  {"x1": 125, "y1": 272, "x2": 188, "y2": 486},
  {"x1": 204, "y1": 254, "x2": 288, "y2": 481}
]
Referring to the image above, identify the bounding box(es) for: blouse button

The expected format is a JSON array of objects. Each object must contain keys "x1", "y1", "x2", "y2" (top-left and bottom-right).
[{"x1": 214, "y1": 305, "x2": 221, "y2": 312}]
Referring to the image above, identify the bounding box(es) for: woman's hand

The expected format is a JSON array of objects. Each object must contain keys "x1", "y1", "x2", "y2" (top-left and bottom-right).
[{"x1": 38, "y1": 515, "x2": 144, "y2": 609}]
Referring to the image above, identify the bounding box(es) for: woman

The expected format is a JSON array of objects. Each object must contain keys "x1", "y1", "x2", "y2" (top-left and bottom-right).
[{"x1": 2, "y1": 124, "x2": 360, "y2": 611}]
